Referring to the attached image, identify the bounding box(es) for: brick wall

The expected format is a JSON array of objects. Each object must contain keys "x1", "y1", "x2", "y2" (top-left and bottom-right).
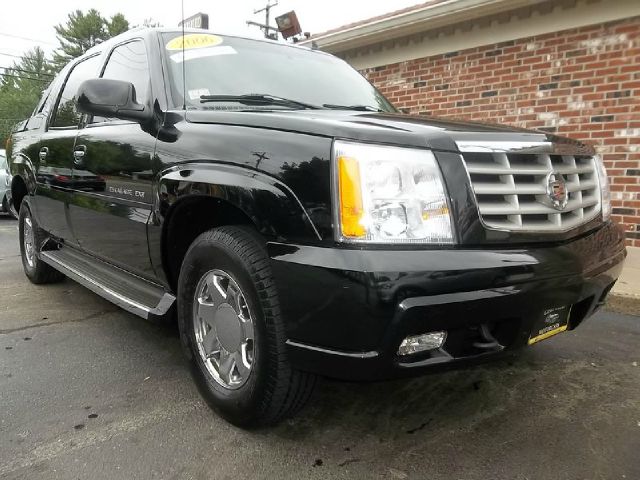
[{"x1": 362, "y1": 17, "x2": 640, "y2": 247}]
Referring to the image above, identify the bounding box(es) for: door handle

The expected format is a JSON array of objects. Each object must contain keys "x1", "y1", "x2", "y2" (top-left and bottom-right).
[
  {"x1": 39, "y1": 147, "x2": 48, "y2": 163},
  {"x1": 73, "y1": 145, "x2": 87, "y2": 167}
]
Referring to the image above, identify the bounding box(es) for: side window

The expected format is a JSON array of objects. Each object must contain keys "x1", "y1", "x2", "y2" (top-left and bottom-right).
[
  {"x1": 50, "y1": 55, "x2": 102, "y2": 129},
  {"x1": 26, "y1": 74, "x2": 63, "y2": 131},
  {"x1": 32, "y1": 89, "x2": 50, "y2": 116},
  {"x1": 25, "y1": 90, "x2": 49, "y2": 131},
  {"x1": 40, "y1": 74, "x2": 64, "y2": 117},
  {"x1": 92, "y1": 40, "x2": 150, "y2": 124},
  {"x1": 103, "y1": 40, "x2": 150, "y2": 101}
]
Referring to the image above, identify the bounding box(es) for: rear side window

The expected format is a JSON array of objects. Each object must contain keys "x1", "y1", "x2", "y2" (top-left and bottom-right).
[
  {"x1": 50, "y1": 55, "x2": 102, "y2": 128},
  {"x1": 32, "y1": 89, "x2": 50, "y2": 116}
]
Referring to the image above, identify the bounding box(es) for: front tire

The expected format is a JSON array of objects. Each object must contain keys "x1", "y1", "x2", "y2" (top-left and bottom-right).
[
  {"x1": 177, "y1": 226, "x2": 316, "y2": 427},
  {"x1": 18, "y1": 200, "x2": 65, "y2": 284}
]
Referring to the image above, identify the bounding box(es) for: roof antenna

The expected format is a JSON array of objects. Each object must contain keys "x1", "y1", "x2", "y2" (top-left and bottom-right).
[{"x1": 181, "y1": 0, "x2": 186, "y2": 110}]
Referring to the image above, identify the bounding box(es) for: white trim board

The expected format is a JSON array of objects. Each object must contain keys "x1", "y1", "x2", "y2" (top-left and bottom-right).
[{"x1": 333, "y1": 0, "x2": 640, "y2": 70}]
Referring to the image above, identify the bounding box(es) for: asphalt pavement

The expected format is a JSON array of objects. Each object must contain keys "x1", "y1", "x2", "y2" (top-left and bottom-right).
[{"x1": 1, "y1": 213, "x2": 639, "y2": 480}]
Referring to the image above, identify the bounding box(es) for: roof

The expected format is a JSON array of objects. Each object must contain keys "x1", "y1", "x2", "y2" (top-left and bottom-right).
[
  {"x1": 300, "y1": 0, "x2": 550, "y2": 52},
  {"x1": 309, "y1": 1, "x2": 445, "y2": 39}
]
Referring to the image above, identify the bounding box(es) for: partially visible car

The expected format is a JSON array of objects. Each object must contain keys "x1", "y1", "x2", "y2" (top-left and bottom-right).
[{"x1": 0, "y1": 148, "x2": 14, "y2": 216}]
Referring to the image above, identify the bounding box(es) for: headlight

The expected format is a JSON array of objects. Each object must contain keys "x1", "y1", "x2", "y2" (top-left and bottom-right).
[
  {"x1": 334, "y1": 141, "x2": 454, "y2": 244},
  {"x1": 594, "y1": 155, "x2": 611, "y2": 221}
]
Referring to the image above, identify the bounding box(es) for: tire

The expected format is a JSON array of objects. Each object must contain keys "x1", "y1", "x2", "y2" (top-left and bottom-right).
[
  {"x1": 177, "y1": 225, "x2": 316, "y2": 427},
  {"x1": 18, "y1": 200, "x2": 65, "y2": 284}
]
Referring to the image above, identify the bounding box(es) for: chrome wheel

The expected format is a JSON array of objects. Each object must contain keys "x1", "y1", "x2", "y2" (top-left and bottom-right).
[
  {"x1": 193, "y1": 269, "x2": 255, "y2": 390},
  {"x1": 23, "y1": 214, "x2": 36, "y2": 268}
]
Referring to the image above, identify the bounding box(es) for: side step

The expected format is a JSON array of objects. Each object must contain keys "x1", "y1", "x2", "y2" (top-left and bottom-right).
[{"x1": 41, "y1": 247, "x2": 175, "y2": 320}]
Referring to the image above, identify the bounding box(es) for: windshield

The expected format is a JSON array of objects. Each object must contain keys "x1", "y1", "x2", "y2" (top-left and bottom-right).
[{"x1": 161, "y1": 32, "x2": 396, "y2": 112}]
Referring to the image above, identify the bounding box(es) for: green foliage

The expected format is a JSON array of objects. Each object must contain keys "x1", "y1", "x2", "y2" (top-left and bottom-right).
[
  {"x1": 0, "y1": 9, "x2": 130, "y2": 145},
  {"x1": 52, "y1": 9, "x2": 130, "y2": 71},
  {"x1": 0, "y1": 47, "x2": 53, "y2": 146},
  {"x1": 107, "y1": 13, "x2": 130, "y2": 37}
]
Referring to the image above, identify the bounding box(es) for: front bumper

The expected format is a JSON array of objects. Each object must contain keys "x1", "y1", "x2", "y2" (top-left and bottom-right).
[{"x1": 268, "y1": 222, "x2": 626, "y2": 381}]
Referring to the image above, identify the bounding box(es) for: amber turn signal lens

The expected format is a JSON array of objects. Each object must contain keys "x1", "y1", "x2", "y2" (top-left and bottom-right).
[{"x1": 338, "y1": 156, "x2": 366, "y2": 238}]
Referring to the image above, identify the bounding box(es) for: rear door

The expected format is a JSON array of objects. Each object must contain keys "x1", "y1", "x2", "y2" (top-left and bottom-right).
[
  {"x1": 68, "y1": 39, "x2": 158, "y2": 279},
  {"x1": 35, "y1": 55, "x2": 103, "y2": 241}
]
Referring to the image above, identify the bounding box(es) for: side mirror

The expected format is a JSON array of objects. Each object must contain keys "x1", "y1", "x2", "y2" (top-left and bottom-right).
[{"x1": 76, "y1": 78, "x2": 152, "y2": 123}]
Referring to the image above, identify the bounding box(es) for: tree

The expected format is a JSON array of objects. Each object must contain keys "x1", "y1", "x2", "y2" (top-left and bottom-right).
[
  {"x1": 0, "y1": 47, "x2": 53, "y2": 90},
  {"x1": 0, "y1": 47, "x2": 54, "y2": 145},
  {"x1": 52, "y1": 9, "x2": 130, "y2": 71},
  {"x1": 0, "y1": 9, "x2": 131, "y2": 144},
  {"x1": 107, "y1": 13, "x2": 130, "y2": 37}
]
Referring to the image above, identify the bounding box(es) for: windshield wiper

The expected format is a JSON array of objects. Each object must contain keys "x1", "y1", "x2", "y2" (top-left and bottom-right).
[
  {"x1": 322, "y1": 104, "x2": 384, "y2": 112},
  {"x1": 200, "y1": 94, "x2": 320, "y2": 110}
]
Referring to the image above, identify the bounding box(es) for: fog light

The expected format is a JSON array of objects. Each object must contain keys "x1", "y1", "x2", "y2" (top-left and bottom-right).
[{"x1": 398, "y1": 331, "x2": 446, "y2": 356}]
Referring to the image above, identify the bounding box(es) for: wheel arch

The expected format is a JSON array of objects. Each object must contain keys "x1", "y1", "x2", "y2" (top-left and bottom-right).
[
  {"x1": 9, "y1": 152, "x2": 37, "y2": 214},
  {"x1": 10, "y1": 175, "x2": 29, "y2": 214},
  {"x1": 157, "y1": 163, "x2": 320, "y2": 290}
]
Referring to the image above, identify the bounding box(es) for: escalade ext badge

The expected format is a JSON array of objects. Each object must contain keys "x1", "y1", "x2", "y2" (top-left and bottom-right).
[{"x1": 546, "y1": 172, "x2": 569, "y2": 211}]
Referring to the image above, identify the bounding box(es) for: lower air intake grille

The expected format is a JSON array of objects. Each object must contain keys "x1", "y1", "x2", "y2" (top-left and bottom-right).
[{"x1": 462, "y1": 151, "x2": 601, "y2": 232}]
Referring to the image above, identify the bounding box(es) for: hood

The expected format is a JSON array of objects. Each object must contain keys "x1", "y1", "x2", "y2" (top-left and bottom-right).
[{"x1": 185, "y1": 109, "x2": 593, "y2": 154}]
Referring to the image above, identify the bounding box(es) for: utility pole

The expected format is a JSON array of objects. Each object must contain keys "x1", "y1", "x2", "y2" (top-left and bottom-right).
[{"x1": 246, "y1": 0, "x2": 279, "y2": 40}]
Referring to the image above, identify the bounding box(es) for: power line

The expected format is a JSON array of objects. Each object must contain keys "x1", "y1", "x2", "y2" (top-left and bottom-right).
[
  {"x1": 0, "y1": 66, "x2": 53, "y2": 78},
  {"x1": 247, "y1": 0, "x2": 280, "y2": 40},
  {"x1": 0, "y1": 52, "x2": 25, "y2": 60},
  {"x1": 0, "y1": 72, "x2": 50, "y2": 83},
  {"x1": 0, "y1": 32, "x2": 57, "y2": 46}
]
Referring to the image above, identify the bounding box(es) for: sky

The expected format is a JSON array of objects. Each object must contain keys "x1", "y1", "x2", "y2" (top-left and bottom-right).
[{"x1": 0, "y1": 0, "x2": 422, "y2": 70}]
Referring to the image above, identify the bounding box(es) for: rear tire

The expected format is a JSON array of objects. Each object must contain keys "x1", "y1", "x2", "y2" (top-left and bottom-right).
[
  {"x1": 18, "y1": 200, "x2": 65, "y2": 284},
  {"x1": 177, "y1": 225, "x2": 316, "y2": 427}
]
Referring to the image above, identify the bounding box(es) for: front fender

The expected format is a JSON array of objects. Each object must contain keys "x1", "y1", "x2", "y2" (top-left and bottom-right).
[{"x1": 156, "y1": 162, "x2": 321, "y2": 242}]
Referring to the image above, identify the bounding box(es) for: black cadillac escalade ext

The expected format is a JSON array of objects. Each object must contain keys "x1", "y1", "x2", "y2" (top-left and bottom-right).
[{"x1": 7, "y1": 28, "x2": 626, "y2": 427}]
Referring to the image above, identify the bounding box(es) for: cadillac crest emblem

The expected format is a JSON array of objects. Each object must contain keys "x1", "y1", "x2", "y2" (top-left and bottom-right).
[{"x1": 546, "y1": 172, "x2": 568, "y2": 210}]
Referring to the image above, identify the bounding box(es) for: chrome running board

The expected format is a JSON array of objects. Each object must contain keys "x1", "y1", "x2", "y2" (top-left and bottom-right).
[{"x1": 41, "y1": 247, "x2": 175, "y2": 321}]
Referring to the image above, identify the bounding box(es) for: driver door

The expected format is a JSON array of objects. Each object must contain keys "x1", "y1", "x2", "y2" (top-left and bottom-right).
[{"x1": 67, "y1": 38, "x2": 157, "y2": 279}]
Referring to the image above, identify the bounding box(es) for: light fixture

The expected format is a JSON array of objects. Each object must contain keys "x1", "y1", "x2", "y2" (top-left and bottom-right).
[{"x1": 398, "y1": 331, "x2": 447, "y2": 356}]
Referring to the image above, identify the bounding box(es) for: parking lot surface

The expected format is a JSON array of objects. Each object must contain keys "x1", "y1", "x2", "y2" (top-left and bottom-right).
[{"x1": 1, "y1": 214, "x2": 639, "y2": 480}]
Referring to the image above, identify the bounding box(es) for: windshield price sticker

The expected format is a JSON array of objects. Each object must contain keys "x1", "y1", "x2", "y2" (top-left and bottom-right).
[
  {"x1": 169, "y1": 45, "x2": 237, "y2": 63},
  {"x1": 188, "y1": 88, "x2": 211, "y2": 100},
  {"x1": 166, "y1": 34, "x2": 223, "y2": 51}
]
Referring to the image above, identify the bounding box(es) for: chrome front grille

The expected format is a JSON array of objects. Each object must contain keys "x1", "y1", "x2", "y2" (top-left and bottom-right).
[{"x1": 461, "y1": 151, "x2": 601, "y2": 232}]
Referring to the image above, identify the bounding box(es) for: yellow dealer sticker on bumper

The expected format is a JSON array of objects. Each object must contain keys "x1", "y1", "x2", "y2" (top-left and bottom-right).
[
  {"x1": 528, "y1": 324, "x2": 568, "y2": 345},
  {"x1": 528, "y1": 306, "x2": 571, "y2": 345},
  {"x1": 166, "y1": 34, "x2": 222, "y2": 51}
]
